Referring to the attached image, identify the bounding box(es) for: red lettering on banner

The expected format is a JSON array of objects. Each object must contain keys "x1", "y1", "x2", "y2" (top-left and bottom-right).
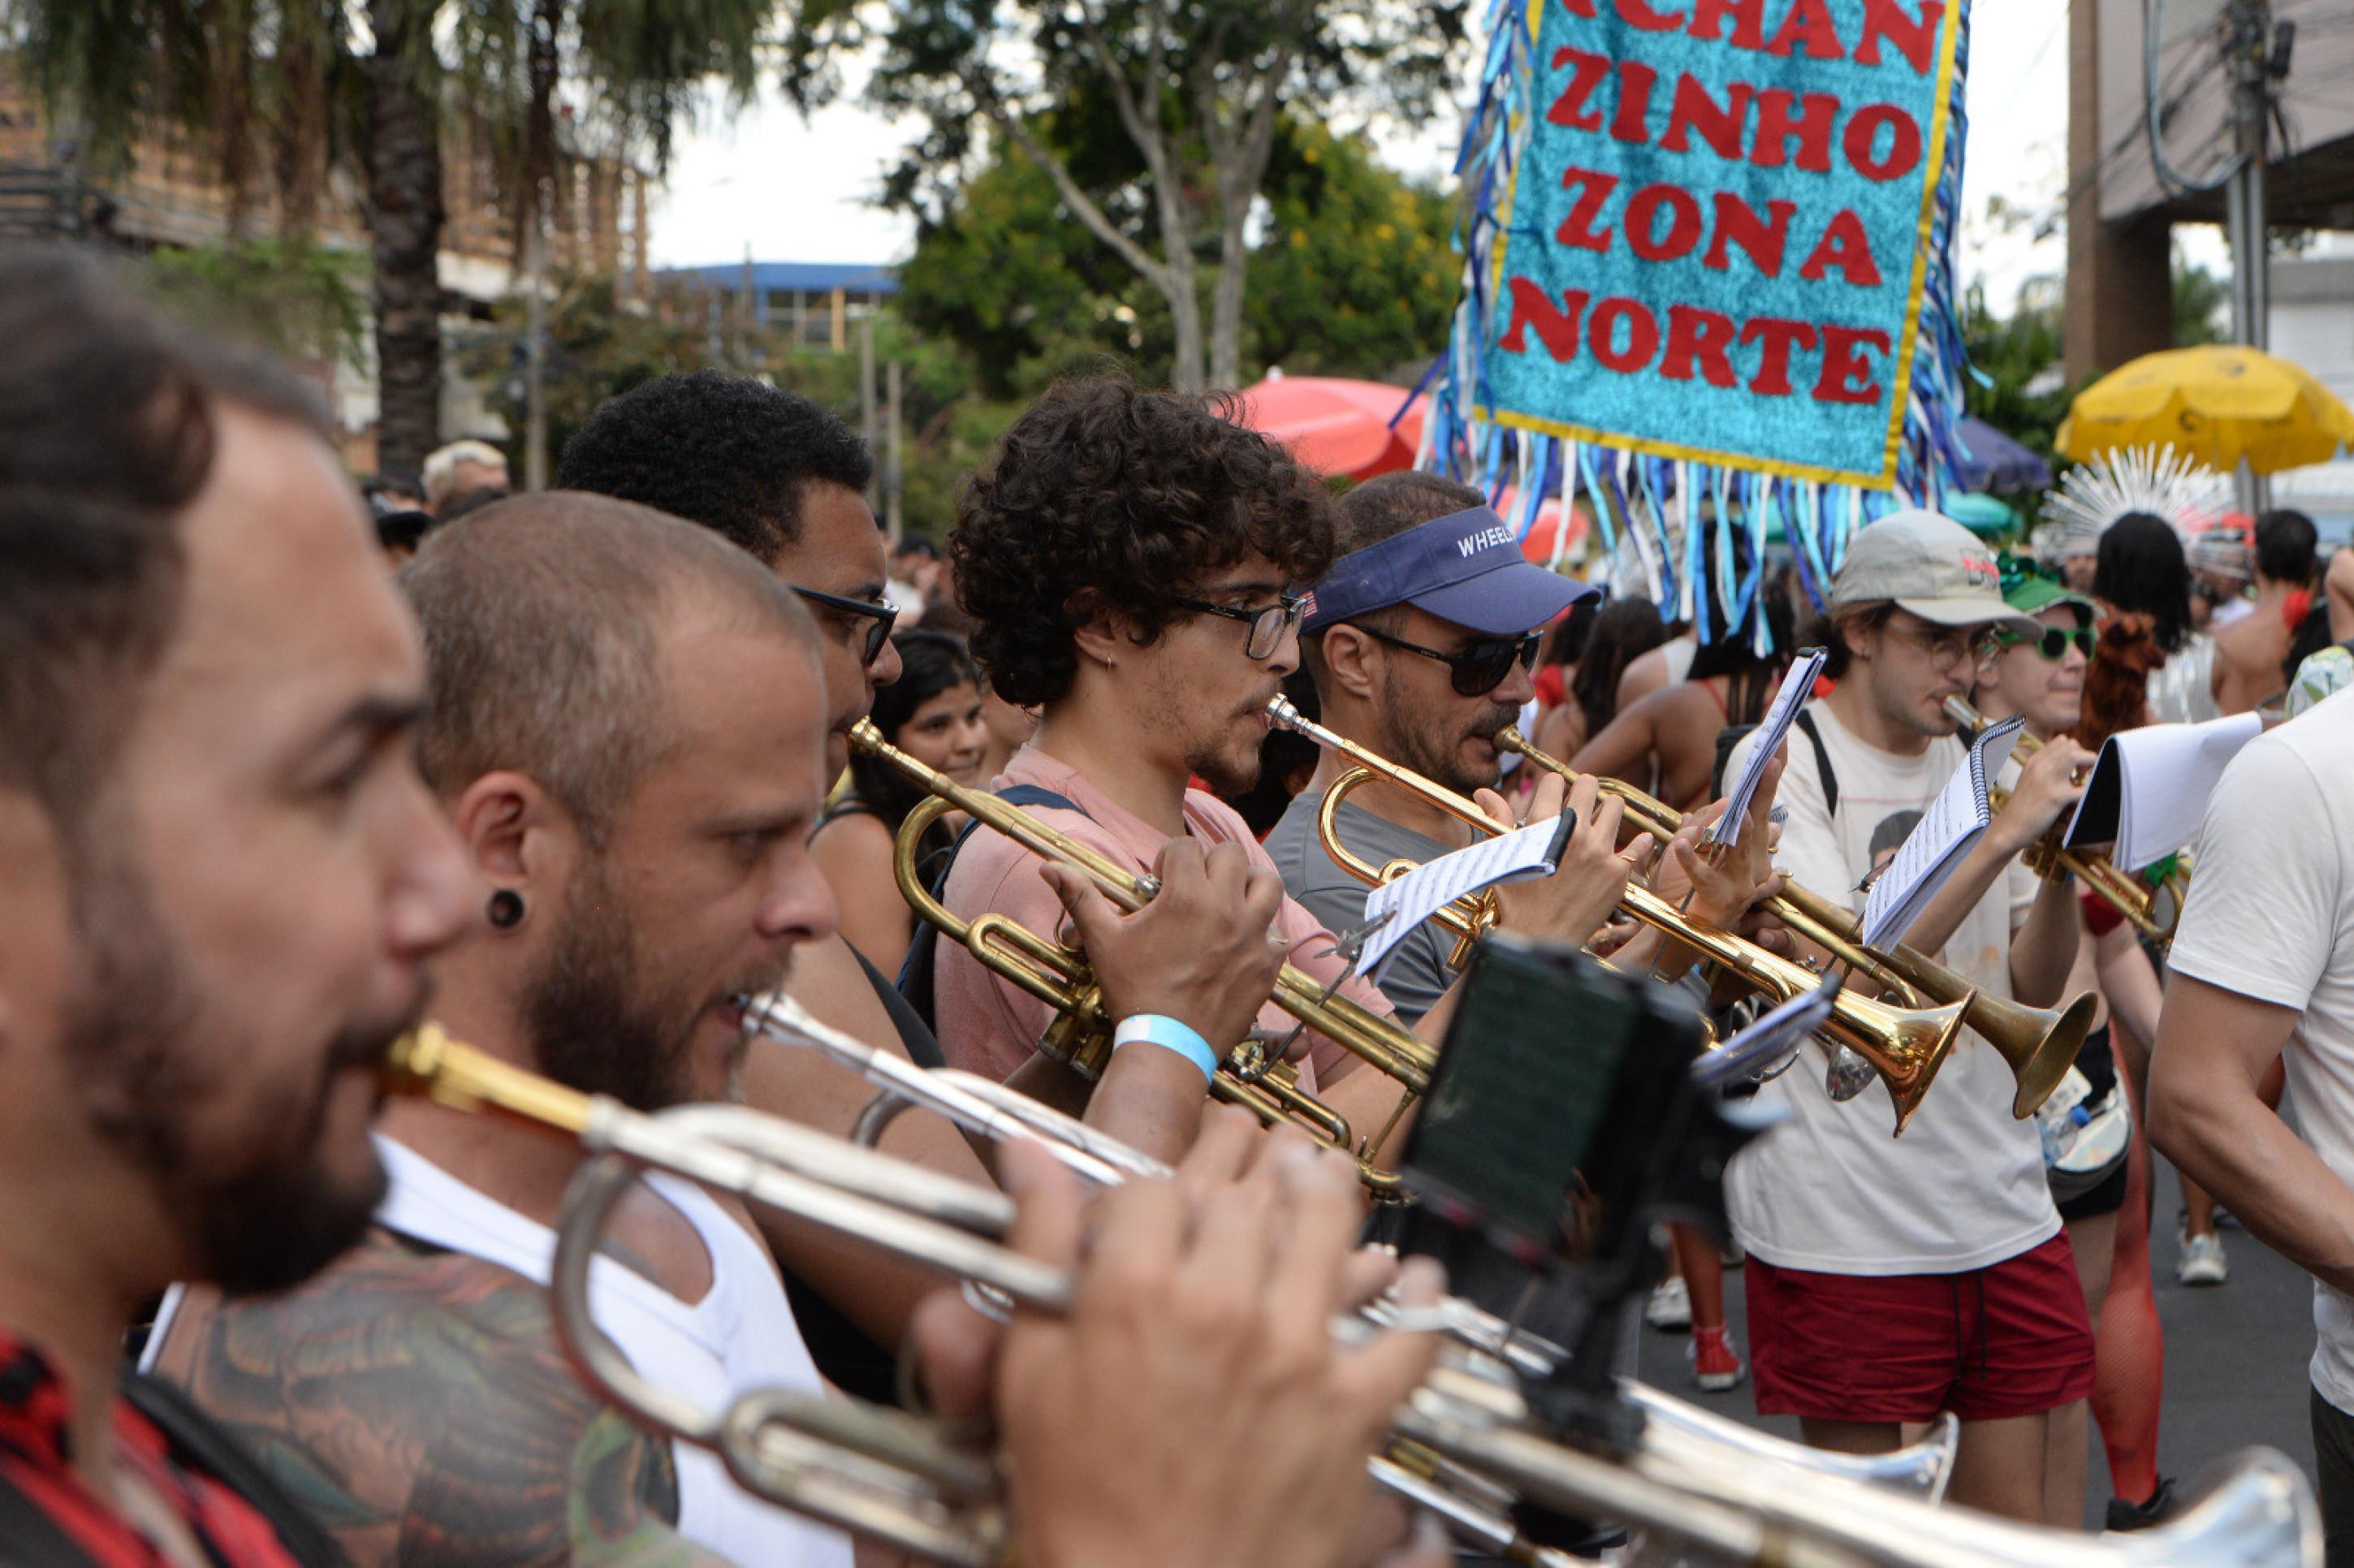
[
  {"x1": 1842, "y1": 103, "x2": 1923, "y2": 181},
  {"x1": 1660, "y1": 73, "x2": 1754, "y2": 159},
  {"x1": 1589, "y1": 297, "x2": 1662, "y2": 371},
  {"x1": 1557, "y1": 0, "x2": 1600, "y2": 15},
  {"x1": 1764, "y1": 0, "x2": 1845, "y2": 58},
  {"x1": 1501, "y1": 279, "x2": 1592, "y2": 360},
  {"x1": 1615, "y1": 0, "x2": 1687, "y2": 28},
  {"x1": 1662, "y1": 305, "x2": 1740, "y2": 387},
  {"x1": 1689, "y1": 0, "x2": 1766, "y2": 48},
  {"x1": 1814, "y1": 324, "x2": 1892, "y2": 402},
  {"x1": 1546, "y1": 47, "x2": 1612, "y2": 131},
  {"x1": 1799, "y1": 209, "x2": 1882, "y2": 286},
  {"x1": 1856, "y1": 0, "x2": 1945, "y2": 74},
  {"x1": 1741, "y1": 317, "x2": 1820, "y2": 395},
  {"x1": 1703, "y1": 192, "x2": 1796, "y2": 276},
  {"x1": 1751, "y1": 90, "x2": 1837, "y2": 172},
  {"x1": 1611, "y1": 59, "x2": 1659, "y2": 143},
  {"x1": 1555, "y1": 167, "x2": 1618, "y2": 250},
  {"x1": 1625, "y1": 184, "x2": 1704, "y2": 261}
]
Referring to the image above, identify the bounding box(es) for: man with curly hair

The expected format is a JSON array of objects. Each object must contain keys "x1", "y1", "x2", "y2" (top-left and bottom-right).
[{"x1": 936, "y1": 377, "x2": 1651, "y2": 1164}]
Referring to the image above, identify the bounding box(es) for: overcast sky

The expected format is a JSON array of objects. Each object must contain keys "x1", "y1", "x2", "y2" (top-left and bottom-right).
[{"x1": 645, "y1": 11, "x2": 2209, "y2": 313}]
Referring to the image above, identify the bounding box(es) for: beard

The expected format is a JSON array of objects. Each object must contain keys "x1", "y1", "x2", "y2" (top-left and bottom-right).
[
  {"x1": 1376, "y1": 667, "x2": 1512, "y2": 800},
  {"x1": 61, "y1": 843, "x2": 397, "y2": 1298},
  {"x1": 523, "y1": 857, "x2": 788, "y2": 1112}
]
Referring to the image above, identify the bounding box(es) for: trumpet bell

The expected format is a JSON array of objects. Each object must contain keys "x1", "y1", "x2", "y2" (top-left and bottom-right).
[{"x1": 2004, "y1": 987, "x2": 2097, "y2": 1120}]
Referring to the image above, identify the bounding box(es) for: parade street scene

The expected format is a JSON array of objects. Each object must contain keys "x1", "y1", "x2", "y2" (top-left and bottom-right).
[{"x1": 3, "y1": 2, "x2": 2354, "y2": 1566}]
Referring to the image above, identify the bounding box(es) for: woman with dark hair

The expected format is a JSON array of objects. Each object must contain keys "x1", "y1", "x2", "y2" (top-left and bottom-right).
[
  {"x1": 810, "y1": 628, "x2": 990, "y2": 970},
  {"x1": 2090, "y1": 512, "x2": 2213, "y2": 732},
  {"x1": 1531, "y1": 594, "x2": 1668, "y2": 761},
  {"x1": 1570, "y1": 560, "x2": 1804, "y2": 811}
]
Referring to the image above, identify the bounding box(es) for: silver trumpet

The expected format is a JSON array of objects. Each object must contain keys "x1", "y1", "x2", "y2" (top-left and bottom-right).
[
  {"x1": 741, "y1": 993, "x2": 1972, "y2": 1506},
  {"x1": 386, "y1": 1018, "x2": 2321, "y2": 1568}
]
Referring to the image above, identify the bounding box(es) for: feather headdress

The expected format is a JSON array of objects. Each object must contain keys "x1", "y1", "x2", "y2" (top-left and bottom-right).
[{"x1": 2040, "y1": 445, "x2": 2227, "y2": 556}]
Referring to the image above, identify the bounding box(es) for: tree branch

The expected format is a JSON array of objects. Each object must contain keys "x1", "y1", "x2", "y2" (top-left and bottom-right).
[{"x1": 962, "y1": 63, "x2": 1173, "y2": 292}]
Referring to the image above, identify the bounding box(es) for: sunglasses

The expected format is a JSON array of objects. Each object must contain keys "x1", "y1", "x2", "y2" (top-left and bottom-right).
[
  {"x1": 1993, "y1": 623, "x2": 2096, "y2": 662},
  {"x1": 1357, "y1": 624, "x2": 1543, "y2": 696},
  {"x1": 793, "y1": 585, "x2": 901, "y2": 664},
  {"x1": 1171, "y1": 593, "x2": 1308, "y2": 661}
]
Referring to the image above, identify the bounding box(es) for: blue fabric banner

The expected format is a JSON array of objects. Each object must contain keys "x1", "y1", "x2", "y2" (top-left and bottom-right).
[{"x1": 1477, "y1": 0, "x2": 1960, "y2": 490}]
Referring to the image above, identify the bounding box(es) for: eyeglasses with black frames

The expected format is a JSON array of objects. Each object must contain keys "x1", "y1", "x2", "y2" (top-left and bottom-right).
[
  {"x1": 1355, "y1": 624, "x2": 1544, "y2": 698},
  {"x1": 793, "y1": 585, "x2": 901, "y2": 665}
]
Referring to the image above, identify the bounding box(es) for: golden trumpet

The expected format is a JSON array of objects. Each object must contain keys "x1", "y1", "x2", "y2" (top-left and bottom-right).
[
  {"x1": 1272, "y1": 697, "x2": 1973, "y2": 1135},
  {"x1": 1493, "y1": 726, "x2": 2088, "y2": 1121},
  {"x1": 1942, "y1": 696, "x2": 2188, "y2": 948},
  {"x1": 850, "y1": 719, "x2": 1429, "y2": 1192}
]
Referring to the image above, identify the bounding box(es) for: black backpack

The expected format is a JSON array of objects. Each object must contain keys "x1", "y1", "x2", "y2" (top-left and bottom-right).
[{"x1": 1710, "y1": 707, "x2": 1839, "y2": 817}]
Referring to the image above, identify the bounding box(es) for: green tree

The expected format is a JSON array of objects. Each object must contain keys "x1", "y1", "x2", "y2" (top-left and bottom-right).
[
  {"x1": 14, "y1": 0, "x2": 767, "y2": 473},
  {"x1": 783, "y1": 0, "x2": 1467, "y2": 391},
  {"x1": 897, "y1": 121, "x2": 1455, "y2": 397}
]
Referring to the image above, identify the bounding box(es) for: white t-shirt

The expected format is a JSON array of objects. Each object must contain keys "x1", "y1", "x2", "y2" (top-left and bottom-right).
[
  {"x1": 2166, "y1": 685, "x2": 2354, "y2": 1411},
  {"x1": 1722, "y1": 703, "x2": 2061, "y2": 1275}
]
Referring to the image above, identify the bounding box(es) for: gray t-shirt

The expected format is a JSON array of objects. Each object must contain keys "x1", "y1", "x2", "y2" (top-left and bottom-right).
[{"x1": 1266, "y1": 788, "x2": 1456, "y2": 1028}]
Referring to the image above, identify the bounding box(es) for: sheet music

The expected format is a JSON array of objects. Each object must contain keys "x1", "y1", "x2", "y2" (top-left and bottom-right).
[
  {"x1": 2062, "y1": 711, "x2": 2264, "y2": 870},
  {"x1": 1354, "y1": 816, "x2": 1574, "y2": 974},
  {"x1": 1690, "y1": 982, "x2": 1839, "y2": 1088},
  {"x1": 1708, "y1": 648, "x2": 1828, "y2": 849},
  {"x1": 1859, "y1": 714, "x2": 2023, "y2": 951}
]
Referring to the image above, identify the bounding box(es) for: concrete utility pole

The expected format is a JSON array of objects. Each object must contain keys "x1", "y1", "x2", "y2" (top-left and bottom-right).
[
  {"x1": 2221, "y1": 0, "x2": 2291, "y2": 512},
  {"x1": 858, "y1": 314, "x2": 879, "y2": 508},
  {"x1": 885, "y1": 356, "x2": 904, "y2": 542}
]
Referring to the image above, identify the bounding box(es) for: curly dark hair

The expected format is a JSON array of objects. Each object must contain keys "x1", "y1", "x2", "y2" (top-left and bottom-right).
[
  {"x1": 950, "y1": 378, "x2": 1338, "y2": 706},
  {"x1": 556, "y1": 369, "x2": 873, "y2": 564}
]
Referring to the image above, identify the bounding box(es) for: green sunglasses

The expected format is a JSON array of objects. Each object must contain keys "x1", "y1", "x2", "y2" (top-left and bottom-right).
[{"x1": 1993, "y1": 624, "x2": 2095, "y2": 662}]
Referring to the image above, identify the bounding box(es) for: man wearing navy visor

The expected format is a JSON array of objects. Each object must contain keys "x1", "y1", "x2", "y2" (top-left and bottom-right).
[{"x1": 1268, "y1": 474, "x2": 1596, "y2": 1026}]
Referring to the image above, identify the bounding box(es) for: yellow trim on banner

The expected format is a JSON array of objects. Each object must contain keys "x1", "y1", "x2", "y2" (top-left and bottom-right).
[{"x1": 1479, "y1": 0, "x2": 1964, "y2": 495}]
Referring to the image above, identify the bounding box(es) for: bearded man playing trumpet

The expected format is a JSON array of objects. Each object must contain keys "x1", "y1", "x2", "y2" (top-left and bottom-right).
[
  {"x1": 934, "y1": 378, "x2": 1656, "y2": 1167},
  {"x1": 1721, "y1": 511, "x2": 2099, "y2": 1527}
]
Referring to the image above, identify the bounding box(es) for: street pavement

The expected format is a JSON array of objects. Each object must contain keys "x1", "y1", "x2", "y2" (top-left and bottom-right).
[{"x1": 1634, "y1": 1153, "x2": 2320, "y2": 1530}]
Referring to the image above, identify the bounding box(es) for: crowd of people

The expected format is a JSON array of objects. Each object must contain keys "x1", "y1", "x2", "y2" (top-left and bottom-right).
[{"x1": 5, "y1": 244, "x2": 2354, "y2": 1568}]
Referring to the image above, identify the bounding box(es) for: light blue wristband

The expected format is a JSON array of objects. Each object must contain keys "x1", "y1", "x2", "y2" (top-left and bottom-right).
[{"x1": 1112, "y1": 1013, "x2": 1220, "y2": 1085}]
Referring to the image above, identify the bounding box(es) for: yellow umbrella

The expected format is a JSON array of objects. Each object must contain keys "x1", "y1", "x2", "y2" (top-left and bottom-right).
[{"x1": 2056, "y1": 343, "x2": 2354, "y2": 474}]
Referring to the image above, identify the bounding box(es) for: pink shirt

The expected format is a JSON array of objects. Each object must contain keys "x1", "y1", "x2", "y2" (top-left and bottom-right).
[{"x1": 933, "y1": 746, "x2": 1396, "y2": 1084}]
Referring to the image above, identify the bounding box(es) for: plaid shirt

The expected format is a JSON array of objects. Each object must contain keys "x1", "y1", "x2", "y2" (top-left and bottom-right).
[{"x1": 0, "y1": 1331, "x2": 304, "y2": 1568}]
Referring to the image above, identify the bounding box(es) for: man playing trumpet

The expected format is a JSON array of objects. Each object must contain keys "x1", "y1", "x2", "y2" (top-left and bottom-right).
[{"x1": 933, "y1": 378, "x2": 1650, "y2": 1167}]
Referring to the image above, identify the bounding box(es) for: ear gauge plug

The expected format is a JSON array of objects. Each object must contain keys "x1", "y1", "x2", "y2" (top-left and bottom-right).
[{"x1": 486, "y1": 889, "x2": 525, "y2": 929}]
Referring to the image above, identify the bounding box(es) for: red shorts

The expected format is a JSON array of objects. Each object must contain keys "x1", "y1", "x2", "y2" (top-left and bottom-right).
[{"x1": 1743, "y1": 1232, "x2": 2096, "y2": 1423}]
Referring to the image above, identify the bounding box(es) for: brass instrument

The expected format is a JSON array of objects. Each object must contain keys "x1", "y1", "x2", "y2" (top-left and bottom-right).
[
  {"x1": 743, "y1": 987, "x2": 1967, "y2": 1507},
  {"x1": 1942, "y1": 697, "x2": 2188, "y2": 946},
  {"x1": 1493, "y1": 726, "x2": 2090, "y2": 1121},
  {"x1": 848, "y1": 718, "x2": 1429, "y2": 1190},
  {"x1": 1272, "y1": 697, "x2": 1971, "y2": 1135},
  {"x1": 382, "y1": 1022, "x2": 2321, "y2": 1568}
]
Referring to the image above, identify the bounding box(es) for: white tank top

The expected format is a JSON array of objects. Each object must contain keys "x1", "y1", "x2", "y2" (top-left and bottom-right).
[{"x1": 149, "y1": 1137, "x2": 854, "y2": 1568}]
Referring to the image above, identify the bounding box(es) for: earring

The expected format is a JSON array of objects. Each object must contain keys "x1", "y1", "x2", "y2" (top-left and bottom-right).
[{"x1": 486, "y1": 888, "x2": 525, "y2": 929}]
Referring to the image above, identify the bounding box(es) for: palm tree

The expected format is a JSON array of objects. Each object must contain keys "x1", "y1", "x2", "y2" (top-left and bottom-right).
[{"x1": 12, "y1": 0, "x2": 768, "y2": 473}]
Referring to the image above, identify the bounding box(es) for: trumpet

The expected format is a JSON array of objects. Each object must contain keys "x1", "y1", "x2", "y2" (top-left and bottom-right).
[
  {"x1": 741, "y1": 987, "x2": 1968, "y2": 1507},
  {"x1": 1942, "y1": 697, "x2": 2188, "y2": 946},
  {"x1": 1271, "y1": 697, "x2": 1970, "y2": 1136},
  {"x1": 1492, "y1": 726, "x2": 2089, "y2": 1121},
  {"x1": 848, "y1": 718, "x2": 1431, "y2": 1190},
  {"x1": 380, "y1": 1023, "x2": 2320, "y2": 1568}
]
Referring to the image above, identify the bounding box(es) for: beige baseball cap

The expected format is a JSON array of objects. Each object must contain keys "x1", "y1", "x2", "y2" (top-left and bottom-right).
[{"x1": 1829, "y1": 509, "x2": 2038, "y2": 632}]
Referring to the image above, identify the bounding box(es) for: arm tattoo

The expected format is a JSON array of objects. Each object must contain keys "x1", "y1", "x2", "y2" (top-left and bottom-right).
[{"x1": 149, "y1": 1229, "x2": 723, "y2": 1568}]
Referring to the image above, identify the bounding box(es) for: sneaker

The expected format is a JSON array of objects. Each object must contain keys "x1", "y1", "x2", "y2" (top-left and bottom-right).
[
  {"x1": 2178, "y1": 1229, "x2": 2228, "y2": 1286},
  {"x1": 1644, "y1": 1274, "x2": 1691, "y2": 1330},
  {"x1": 1690, "y1": 1326, "x2": 1746, "y2": 1392},
  {"x1": 2105, "y1": 1476, "x2": 2178, "y2": 1531}
]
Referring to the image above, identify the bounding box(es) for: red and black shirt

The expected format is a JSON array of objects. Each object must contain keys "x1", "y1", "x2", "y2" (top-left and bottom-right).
[{"x1": 0, "y1": 1332, "x2": 310, "y2": 1568}]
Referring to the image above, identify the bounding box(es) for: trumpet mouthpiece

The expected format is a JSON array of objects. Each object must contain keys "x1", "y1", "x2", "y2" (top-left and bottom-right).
[{"x1": 1265, "y1": 693, "x2": 1303, "y2": 729}]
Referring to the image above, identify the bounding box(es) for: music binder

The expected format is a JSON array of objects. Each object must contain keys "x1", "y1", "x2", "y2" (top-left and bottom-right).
[{"x1": 1858, "y1": 715, "x2": 2024, "y2": 952}]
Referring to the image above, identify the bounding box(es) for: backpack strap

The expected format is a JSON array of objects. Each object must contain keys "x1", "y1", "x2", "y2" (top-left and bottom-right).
[
  {"x1": 1790, "y1": 707, "x2": 1839, "y2": 819},
  {"x1": 896, "y1": 784, "x2": 1089, "y2": 1033},
  {"x1": 119, "y1": 1372, "x2": 353, "y2": 1568}
]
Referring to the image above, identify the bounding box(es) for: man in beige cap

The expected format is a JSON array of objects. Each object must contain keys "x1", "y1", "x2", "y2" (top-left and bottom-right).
[{"x1": 1721, "y1": 510, "x2": 2100, "y2": 1527}]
